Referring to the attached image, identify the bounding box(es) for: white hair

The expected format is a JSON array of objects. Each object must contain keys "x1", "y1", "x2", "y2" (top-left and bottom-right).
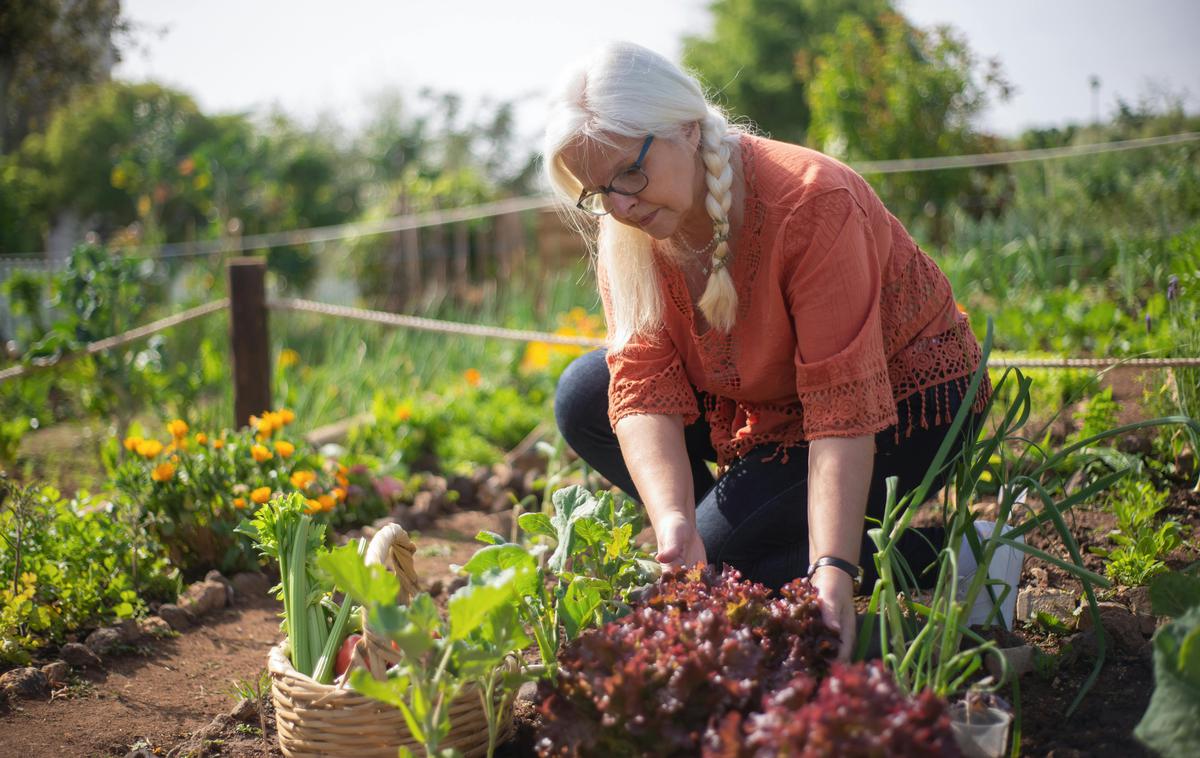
[{"x1": 541, "y1": 41, "x2": 745, "y2": 350}]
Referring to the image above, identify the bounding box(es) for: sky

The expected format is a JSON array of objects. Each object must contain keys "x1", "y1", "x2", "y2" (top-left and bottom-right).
[{"x1": 113, "y1": 0, "x2": 1200, "y2": 146}]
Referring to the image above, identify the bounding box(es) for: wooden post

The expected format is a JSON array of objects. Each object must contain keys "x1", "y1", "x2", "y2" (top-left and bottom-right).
[
  {"x1": 453, "y1": 222, "x2": 470, "y2": 296},
  {"x1": 228, "y1": 258, "x2": 271, "y2": 429}
]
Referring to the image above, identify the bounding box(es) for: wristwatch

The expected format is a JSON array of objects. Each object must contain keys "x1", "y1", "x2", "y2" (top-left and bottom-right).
[{"x1": 807, "y1": 555, "x2": 863, "y2": 592}]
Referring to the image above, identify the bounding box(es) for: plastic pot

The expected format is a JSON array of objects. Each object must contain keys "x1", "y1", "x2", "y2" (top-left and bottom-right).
[{"x1": 949, "y1": 703, "x2": 1012, "y2": 758}]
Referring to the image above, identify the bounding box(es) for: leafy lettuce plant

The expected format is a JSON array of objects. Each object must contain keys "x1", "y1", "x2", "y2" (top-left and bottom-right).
[
  {"x1": 462, "y1": 485, "x2": 657, "y2": 672},
  {"x1": 1135, "y1": 604, "x2": 1200, "y2": 757},
  {"x1": 535, "y1": 565, "x2": 840, "y2": 757}
]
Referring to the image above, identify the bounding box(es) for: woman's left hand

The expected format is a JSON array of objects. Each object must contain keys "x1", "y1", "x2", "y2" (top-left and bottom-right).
[{"x1": 810, "y1": 566, "x2": 857, "y2": 661}]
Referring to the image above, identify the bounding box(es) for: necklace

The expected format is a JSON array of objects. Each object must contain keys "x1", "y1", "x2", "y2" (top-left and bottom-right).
[{"x1": 670, "y1": 227, "x2": 730, "y2": 273}]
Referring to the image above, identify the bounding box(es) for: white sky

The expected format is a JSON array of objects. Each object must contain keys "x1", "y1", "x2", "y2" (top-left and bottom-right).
[{"x1": 114, "y1": 0, "x2": 1200, "y2": 145}]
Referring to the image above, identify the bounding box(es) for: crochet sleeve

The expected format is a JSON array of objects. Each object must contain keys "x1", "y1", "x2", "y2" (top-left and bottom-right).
[
  {"x1": 597, "y1": 259, "x2": 700, "y2": 431},
  {"x1": 783, "y1": 189, "x2": 898, "y2": 439}
]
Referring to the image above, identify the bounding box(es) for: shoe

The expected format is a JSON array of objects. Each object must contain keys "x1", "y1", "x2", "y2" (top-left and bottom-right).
[{"x1": 957, "y1": 489, "x2": 1027, "y2": 628}]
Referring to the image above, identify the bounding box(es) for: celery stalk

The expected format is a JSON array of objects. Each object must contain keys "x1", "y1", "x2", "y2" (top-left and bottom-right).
[{"x1": 313, "y1": 538, "x2": 367, "y2": 683}]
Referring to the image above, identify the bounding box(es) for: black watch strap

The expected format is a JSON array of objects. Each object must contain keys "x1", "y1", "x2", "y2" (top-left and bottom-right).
[{"x1": 807, "y1": 556, "x2": 863, "y2": 588}]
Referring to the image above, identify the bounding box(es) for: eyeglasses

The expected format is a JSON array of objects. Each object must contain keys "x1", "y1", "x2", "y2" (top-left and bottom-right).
[{"x1": 575, "y1": 135, "x2": 653, "y2": 216}]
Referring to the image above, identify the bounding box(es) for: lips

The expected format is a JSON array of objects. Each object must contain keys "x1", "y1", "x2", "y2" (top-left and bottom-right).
[{"x1": 638, "y1": 209, "x2": 659, "y2": 226}]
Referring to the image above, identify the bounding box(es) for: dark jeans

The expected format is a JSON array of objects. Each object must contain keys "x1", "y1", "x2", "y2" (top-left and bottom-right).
[{"x1": 554, "y1": 348, "x2": 984, "y2": 591}]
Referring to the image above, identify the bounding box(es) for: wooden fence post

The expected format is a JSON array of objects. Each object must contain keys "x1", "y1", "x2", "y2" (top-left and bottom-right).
[{"x1": 228, "y1": 258, "x2": 271, "y2": 429}]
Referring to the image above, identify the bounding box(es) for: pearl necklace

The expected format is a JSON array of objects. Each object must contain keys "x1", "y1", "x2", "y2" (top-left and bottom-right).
[{"x1": 671, "y1": 227, "x2": 730, "y2": 275}]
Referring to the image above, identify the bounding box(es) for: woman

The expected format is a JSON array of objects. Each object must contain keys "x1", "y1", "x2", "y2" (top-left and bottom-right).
[{"x1": 543, "y1": 41, "x2": 992, "y2": 659}]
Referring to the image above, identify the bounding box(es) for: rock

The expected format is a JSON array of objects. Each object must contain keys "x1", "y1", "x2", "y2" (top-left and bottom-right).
[
  {"x1": 985, "y1": 644, "x2": 1035, "y2": 680},
  {"x1": 1064, "y1": 630, "x2": 1101, "y2": 660},
  {"x1": 427, "y1": 579, "x2": 445, "y2": 598},
  {"x1": 1125, "y1": 585, "x2": 1159, "y2": 635},
  {"x1": 59, "y1": 642, "x2": 102, "y2": 669},
  {"x1": 0, "y1": 667, "x2": 49, "y2": 699},
  {"x1": 157, "y1": 603, "x2": 195, "y2": 631},
  {"x1": 231, "y1": 571, "x2": 271, "y2": 599},
  {"x1": 199, "y1": 713, "x2": 234, "y2": 741},
  {"x1": 490, "y1": 463, "x2": 516, "y2": 491},
  {"x1": 179, "y1": 579, "x2": 228, "y2": 617},
  {"x1": 1015, "y1": 587, "x2": 1077, "y2": 624},
  {"x1": 230, "y1": 696, "x2": 259, "y2": 722},
  {"x1": 447, "y1": 576, "x2": 468, "y2": 596},
  {"x1": 114, "y1": 618, "x2": 142, "y2": 643},
  {"x1": 424, "y1": 475, "x2": 449, "y2": 497},
  {"x1": 471, "y1": 464, "x2": 492, "y2": 486},
  {"x1": 40, "y1": 661, "x2": 70, "y2": 688},
  {"x1": 84, "y1": 626, "x2": 124, "y2": 656},
  {"x1": 516, "y1": 680, "x2": 539, "y2": 704},
  {"x1": 1077, "y1": 601, "x2": 1145, "y2": 652},
  {"x1": 446, "y1": 474, "x2": 477, "y2": 508},
  {"x1": 205, "y1": 570, "x2": 237, "y2": 606},
  {"x1": 411, "y1": 491, "x2": 439, "y2": 521},
  {"x1": 139, "y1": 616, "x2": 173, "y2": 637},
  {"x1": 125, "y1": 748, "x2": 156, "y2": 758}
]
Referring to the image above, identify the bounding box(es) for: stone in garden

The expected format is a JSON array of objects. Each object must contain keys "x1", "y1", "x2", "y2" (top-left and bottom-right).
[
  {"x1": 114, "y1": 618, "x2": 142, "y2": 643},
  {"x1": 516, "y1": 680, "x2": 539, "y2": 704},
  {"x1": 0, "y1": 667, "x2": 49, "y2": 700},
  {"x1": 490, "y1": 462, "x2": 516, "y2": 491},
  {"x1": 139, "y1": 616, "x2": 173, "y2": 637},
  {"x1": 231, "y1": 571, "x2": 271, "y2": 599},
  {"x1": 446, "y1": 474, "x2": 477, "y2": 507},
  {"x1": 40, "y1": 660, "x2": 70, "y2": 688},
  {"x1": 1015, "y1": 587, "x2": 1077, "y2": 624},
  {"x1": 425, "y1": 475, "x2": 449, "y2": 497},
  {"x1": 157, "y1": 603, "x2": 195, "y2": 631},
  {"x1": 1077, "y1": 601, "x2": 1145, "y2": 653},
  {"x1": 59, "y1": 642, "x2": 102, "y2": 669},
  {"x1": 427, "y1": 579, "x2": 445, "y2": 598},
  {"x1": 180, "y1": 579, "x2": 229, "y2": 617},
  {"x1": 205, "y1": 570, "x2": 237, "y2": 606},
  {"x1": 411, "y1": 491, "x2": 439, "y2": 522},
  {"x1": 84, "y1": 626, "x2": 124, "y2": 656},
  {"x1": 1064, "y1": 630, "x2": 1101, "y2": 660},
  {"x1": 985, "y1": 644, "x2": 1035, "y2": 680},
  {"x1": 229, "y1": 696, "x2": 259, "y2": 722},
  {"x1": 471, "y1": 464, "x2": 492, "y2": 486},
  {"x1": 1124, "y1": 585, "x2": 1159, "y2": 635}
]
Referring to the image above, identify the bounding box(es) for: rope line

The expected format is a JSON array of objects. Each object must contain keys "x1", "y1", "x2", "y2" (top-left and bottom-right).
[
  {"x1": 0, "y1": 299, "x2": 229, "y2": 383},
  {"x1": 6, "y1": 132, "x2": 1196, "y2": 262}
]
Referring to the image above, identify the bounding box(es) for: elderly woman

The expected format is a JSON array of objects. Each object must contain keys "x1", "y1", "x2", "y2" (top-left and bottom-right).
[{"x1": 543, "y1": 41, "x2": 993, "y2": 657}]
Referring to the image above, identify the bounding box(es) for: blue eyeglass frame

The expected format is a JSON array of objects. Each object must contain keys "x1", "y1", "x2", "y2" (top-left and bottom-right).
[{"x1": 575, "y1": 134, "x2": 654, "y2": 214}]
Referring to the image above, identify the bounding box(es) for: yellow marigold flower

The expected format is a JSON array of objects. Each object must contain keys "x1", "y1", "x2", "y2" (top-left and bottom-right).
[
  {"x1": 251, "y1": 444, "x2": 273, "y2": 463},
  {"x1": 956, "y1": 301, "x2": 969, "y2": 315},
  {"x1": 123, "y1": 435, "x2": 143, "y2": 452},
  {"x1": 318, "y1": 494, "x2": 336, "y2": 511},
  {"x1": 251, "y1": 486, "x2": 272, "y2": 504},
  {"x1": 290, "y1": 470, "x2": 317, "y2": 490},
  {"x1": 232, "y1": 497, "x2": 246, "y2": 509},
  {"x1": 169, "y1": 454, "x2": 180, "y2": 464},
  {"x1": 464, "y1": 368, "x2": 481, "y2": 387},
  {"x1": 393, "y1": 405, "x2": 412, "y2": 422},
  {"x1": 195, "y1": 432, "x2": 208, "y2": 445},
  {"x1": 212, "y1": 439, "x2": 225, "y2": 449},
  {"x1": 151, "y1": 462, "x2": 175, "y2": 482},
  {"x1": 274, "y1": 440, "x2": 295, "y2": 458},
  {"x1": 136, "y1": 439, "x2": 164, "y2": 458},
  {"x1": 278, "y1": 348, "x2": 300, "y2": 369},
  {"x1": 167, "y1": 419, "x2": 189, "y2": 439},
  {"x1": 521, "y1": 341, "x2": 551, "y2": 371},
  {"x1": 332, "y1": 486, "x2": 347, "y2": 502},
  {"x1": 304, "y1": 498, "x2": 322, "y2": 515},
  {"x1": 280, "y1": 408, "x2": 295, "y2": 425}
]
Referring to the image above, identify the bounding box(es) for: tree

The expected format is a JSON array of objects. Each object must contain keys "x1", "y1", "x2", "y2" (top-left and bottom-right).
[
  {"x1": 0, "y1": 0, "x2": 129, "y2": 154},
  {"x1": 682, "y1": 0, "x2": 891, "y2": 143},
  {"x1": 804, "y1": 12, "x2": 1012, "y2": 244}
]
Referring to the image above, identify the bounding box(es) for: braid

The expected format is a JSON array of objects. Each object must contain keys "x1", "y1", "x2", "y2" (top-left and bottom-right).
[{"x1": 696, "y1": 109, "x2": 738, "y2": 332}]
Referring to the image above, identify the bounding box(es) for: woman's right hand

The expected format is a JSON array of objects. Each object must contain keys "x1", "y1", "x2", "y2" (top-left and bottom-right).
[{"x1": 653, "y1": 513, "x2": 707, "y2": 567}]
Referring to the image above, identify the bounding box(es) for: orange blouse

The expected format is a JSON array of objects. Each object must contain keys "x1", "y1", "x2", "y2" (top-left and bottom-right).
[{"x1": 599, "y1": 133, "x2": 991, "y2": 470}]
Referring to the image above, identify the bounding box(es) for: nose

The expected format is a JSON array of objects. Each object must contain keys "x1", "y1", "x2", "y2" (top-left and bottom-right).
[{"x1": 607, "y1": 193, "x2": 640, "y2": 219}]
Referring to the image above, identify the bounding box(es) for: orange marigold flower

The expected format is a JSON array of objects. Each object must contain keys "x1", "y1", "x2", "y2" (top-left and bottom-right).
[
  {"x1": 279, "y1": 408, "x2": 295, "y2": 425},
  {"x1": 136, "y1": 439, "x2": 164, "y2": 458},
  {"x1": 304, "y1": 498, "x2": 322, "y2": 515},
  {"x1": 250, "y1": 486, "x2": 272, "y2": 504},
  {"x1": 195, "y1": 432, "x2": 208, "y2": 445},
  {"x1": 336, "y1": 473, "x2": 349, "y2": 487},
  {"x1": 290, "y1": 470, "x2": 317, "y2": 490},
  {"x1": 393, "y1": 405, "x2": 412, "y2": 422},
  {"x1": 332, "y1": 486, "x2": 347, "y2": 503},
  {"x1": 167, "y1": 419, "x2": 189, "y2": 439},
  {"x1": 212, "y1": 439, "x2": 225, "y2": 449},
  {"x1": 151, "y1": 462, "x2": 175, "y2": 482},
  {"x1": 251, "y1": 444, "x2": 273, "y2": 463},
  {"x1": 956, "y1": 301, "x2": 968, "y2": 315},
  {"x1": 318, "y1": 494, "x2": 335, "y2": 511},
  {"x1": 232, "y1": 497, "x2": 246, "y2": 510},
  {"x1": 123, "y1": 435, "x2": 143, "y2": 452},
  {"x1": 274, "y1": 440, "x2": 295, "y2": 458},
  {"x1": 464, "y1": 368, "x2": 481, "y2": 387}
]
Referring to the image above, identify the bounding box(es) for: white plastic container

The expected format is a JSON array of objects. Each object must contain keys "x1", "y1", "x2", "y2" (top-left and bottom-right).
[{"x1": 949, "y1": 703, "x2": 1013, "y2": 758}]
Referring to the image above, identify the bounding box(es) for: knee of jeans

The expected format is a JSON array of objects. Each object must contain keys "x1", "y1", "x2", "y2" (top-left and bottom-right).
[{"x1": 554, "y1": 349, "x2": 608, "y2": 442}]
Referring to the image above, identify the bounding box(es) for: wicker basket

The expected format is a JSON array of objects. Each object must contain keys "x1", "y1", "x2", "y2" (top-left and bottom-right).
[{"x1": 268, "y1": 524, "x2": 516, "y2": 757}]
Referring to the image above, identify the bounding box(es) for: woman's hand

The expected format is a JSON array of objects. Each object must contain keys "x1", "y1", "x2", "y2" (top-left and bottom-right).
[
  {"x1": 811, "y1": 565, "x2": 857, "y2": 661},
  {"x1": 654, "y1": 513, "x2": 708, "y2": 567}
]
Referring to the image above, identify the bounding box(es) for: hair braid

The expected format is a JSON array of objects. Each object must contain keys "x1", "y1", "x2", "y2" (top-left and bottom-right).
[{"x1": 696, "y1": 109, "x2": 738, "y2": 332}]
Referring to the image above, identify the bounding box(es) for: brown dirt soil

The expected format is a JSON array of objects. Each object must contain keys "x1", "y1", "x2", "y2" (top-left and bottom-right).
[{"x1": 0, "y1": 592, "x2": 284, "y2": 757}]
